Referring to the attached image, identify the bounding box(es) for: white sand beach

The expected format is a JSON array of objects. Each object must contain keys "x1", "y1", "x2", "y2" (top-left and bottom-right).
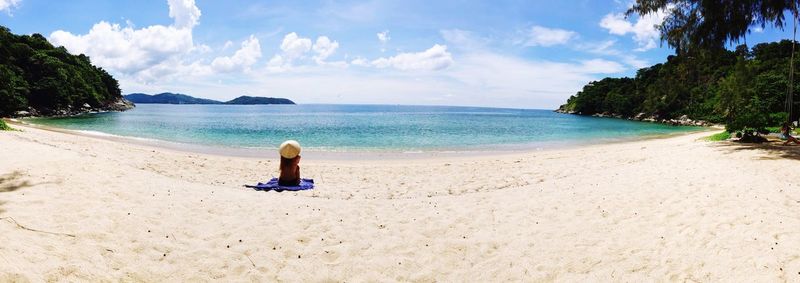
[{"x1": 2, "y1": 123, "x2": 800, "y2": 281}]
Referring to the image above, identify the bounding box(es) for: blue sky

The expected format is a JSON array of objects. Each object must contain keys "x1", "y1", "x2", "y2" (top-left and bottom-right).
[{"x1": 0, "y1": 0, "x2": 795, "y2": 109}]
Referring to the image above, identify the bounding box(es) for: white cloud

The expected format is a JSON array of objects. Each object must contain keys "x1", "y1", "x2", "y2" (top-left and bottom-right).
[
  {"x1": 350, "y1": 57, "x2": 370, "y2": 66},
  {"x1": 48, "y1": 0, "x2": 202, "y2": 81},
  {"x1": 0, "y1": 0, "x2": 20, "y2": 14},
  {"x1": 50, "y1": 21, "x2": 194, "y2": 74},
  {"x1": 371, "y1": 44, "x2": 453, "y2": 71},
  {"x1": 266, "y1": 55, "x2": 287, "y2": 72},
  {"x1": 192, "y1": 44, "x2": 211, "y2": 54},
  {"x1": 377, "y1": 30, "x2": 390, "y2": 44},
  {"x1": 600, "y1": 8, "x2": 669, "y2": 51},
  {"x1": 320, "y1": 60, "x2": 349, "y2": 68},
  {"x1": 525, "y1": 25, "x2": 576, "y2": 47},
  {"x1": 222, "y1": 40, "x2": 233, "y2": 50},
  {"x1": 752, "y1": 27, "x2": 764, "y2": 33},
  {"x1": 377, "y1": 30, "x2": 390, "y2": 52},
  {"x1": 268, "y1": 32, "x2": 343, "y2": 70},
  {"x1": 168, "y1": 0, "x2": 201, "y2": 29},
  {"x1": 312, "y1": 36, "x2": 339, "y2": 63},
  {"x1": 211, "y1": 35, "x2": 262, "y2": 72},
  {"x1": 132, "y1": 58, "x2": 210, "y2": 82},
  {"x1": 279, "y1": 32, "x2": 312, "y2": 60}
]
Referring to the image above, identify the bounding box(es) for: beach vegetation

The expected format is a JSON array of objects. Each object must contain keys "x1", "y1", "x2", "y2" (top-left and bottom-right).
[
  {"x1": 0, "y1": 120, "x2": 13, "y2": 131},
  {"x1": 0, "y1": 25, "x2": 125, "y2": 117},
  {"x1": 704, "y1": 131, "x2": 731, "y2": 142},
  {"x1": 764, "y1": 125, "x2": 796, "y2": 134}
]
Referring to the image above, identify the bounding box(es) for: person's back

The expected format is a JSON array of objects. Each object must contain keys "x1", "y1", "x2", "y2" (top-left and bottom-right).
[
  {"x1": 278, "y1": 156, "x2": 301, "y2": 186},
  {"x1": 278, "y1": 140, "x2": 302, "y2": 186}
]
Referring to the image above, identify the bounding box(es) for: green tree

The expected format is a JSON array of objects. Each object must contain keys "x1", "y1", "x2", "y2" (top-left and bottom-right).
[
  {"x1": 558, "y1": 41, "x2": 796, "y2": 131},
  {"x1": 0, "y1": 65, "x2": 28, "y2": 114},
  {"x1": 628, "y1": 1, "x2": 800, "y2": 125},
  {"x1": 629, "y1": 0, "x2": 798, "y2": 53},
  {"x1": 0, "y1": 25, "x2": 125, "y2": 116}
]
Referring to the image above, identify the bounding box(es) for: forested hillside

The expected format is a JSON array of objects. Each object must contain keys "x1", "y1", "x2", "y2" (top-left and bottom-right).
[
  {"x1": 558, "y1": 40, "x2": 799, "y2": 131},
  {"x1": 0, "y1": 25, "x2": 132, "y2": 117}
]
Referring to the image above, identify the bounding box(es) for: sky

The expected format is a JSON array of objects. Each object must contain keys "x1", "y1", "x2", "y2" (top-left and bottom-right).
[{"x1": 0, "y1": 0, "x2": 795, "y2": 109}]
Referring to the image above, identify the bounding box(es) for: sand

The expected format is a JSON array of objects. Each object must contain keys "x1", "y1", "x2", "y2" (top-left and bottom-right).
[{"x1": 1, "y1": 123, "x2": 800, "y2": 281}]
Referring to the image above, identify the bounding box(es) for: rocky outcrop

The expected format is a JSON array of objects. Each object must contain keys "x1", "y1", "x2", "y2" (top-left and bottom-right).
[
  {"x1": 554, "y1": 106, "x2": 577, "y2": 115},
  {"x1": 11, "y1": 98, "x2": 135, "y2": 118},
  {"x1": 554, "y1": 110, "x2": 713, "y2": 127}
]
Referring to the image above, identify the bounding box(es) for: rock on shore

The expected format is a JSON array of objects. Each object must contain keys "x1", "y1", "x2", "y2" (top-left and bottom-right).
[
  {"x1": 554, "y1": 108, "x2": 713, "y2": 127},
  {"x1": 11, "y1": 98, "x2": 135, "y2": 118}
]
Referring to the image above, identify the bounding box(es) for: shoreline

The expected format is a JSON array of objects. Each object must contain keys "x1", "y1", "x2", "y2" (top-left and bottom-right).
[
  {"x1": 554, "y1": 108, "x2": 719, "y2": 127},
  {"x1": 7, "y1": 97, "x2": 135, "y2": 118},
  {"x1": 7, "y1": 118, "x2": 717, "y2": 161}
]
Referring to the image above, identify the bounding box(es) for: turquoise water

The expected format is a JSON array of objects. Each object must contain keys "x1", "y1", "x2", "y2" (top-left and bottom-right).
[{"x1": 29, "y1": 104, "x2": 702, "y2": 151}]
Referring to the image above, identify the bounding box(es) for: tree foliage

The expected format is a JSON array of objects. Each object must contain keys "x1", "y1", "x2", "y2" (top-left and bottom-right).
[
  {"x1": 0, "y1": 119, "x2": 12, "y2": 131},
  {"x1": 559, "y1": 41, "x2": 799, "y2": 132},
  {"x1": 628, "y1": 0, "x2": 798, "y2": 53},
  {"x1": 0, "y1": 25, "x2": 123, "y2": 116},
  {"x1": 616, "y1": 0, "x2": 800, "y2": 132}
]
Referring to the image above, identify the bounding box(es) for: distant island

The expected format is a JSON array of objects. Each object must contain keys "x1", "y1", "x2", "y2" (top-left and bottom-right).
[
  {"x1": 0, "y1": 26, "x2": 132, "y2": 117},
  {"x1": 124, "y1": 93, "x2": 223, "y2": 104},
  {"x1": 224, "y1": 95, "x2": 295, "y2": 105},
  {"x1": 124, "y1": 93, "x2": 295, "y2": 105}
]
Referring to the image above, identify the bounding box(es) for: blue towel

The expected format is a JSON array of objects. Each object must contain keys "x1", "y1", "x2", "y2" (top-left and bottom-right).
[{"x1": 245, "y1": 178, "x2": 314, "y2": 192}]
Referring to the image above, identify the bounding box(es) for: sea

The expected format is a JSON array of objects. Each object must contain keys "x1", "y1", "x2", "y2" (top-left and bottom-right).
[{"x1": 29, "y1": 104, "x2": 703, "y2": 152}]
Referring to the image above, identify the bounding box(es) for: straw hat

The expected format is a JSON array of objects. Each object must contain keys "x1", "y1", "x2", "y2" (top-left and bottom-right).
[{"x1": 279, "y1": 140, "x2": 301, "y2": 159}]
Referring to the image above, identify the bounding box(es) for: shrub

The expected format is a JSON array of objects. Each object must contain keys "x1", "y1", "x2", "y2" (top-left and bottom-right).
[
  {"x1": 704, "y1": 131, "x2": 731, "y2": 141},
  {"x1": 0, "y1": 120, "x2": 12, "y2": 131}
]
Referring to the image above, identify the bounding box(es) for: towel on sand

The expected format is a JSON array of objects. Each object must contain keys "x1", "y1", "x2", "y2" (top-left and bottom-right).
[{"x1": 245, "y1": 178, "x2": 314, "y2": 192}]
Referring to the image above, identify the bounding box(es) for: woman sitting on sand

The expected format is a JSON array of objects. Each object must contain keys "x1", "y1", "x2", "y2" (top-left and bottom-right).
[
  {"x1": 278, "y1": 140, "x2": 302, "y2": 186},
  {"x1": 781, "y1": 122, "x2": 800, "y2": 145}
]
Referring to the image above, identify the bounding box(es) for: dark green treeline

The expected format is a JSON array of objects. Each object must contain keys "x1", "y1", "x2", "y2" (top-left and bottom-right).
[
  {"x1": 559, "y1": 40, "x2": 800, "y2": 132},
  {"x1": 0, "y1": 25, "x2": 124, "y2": 116}
]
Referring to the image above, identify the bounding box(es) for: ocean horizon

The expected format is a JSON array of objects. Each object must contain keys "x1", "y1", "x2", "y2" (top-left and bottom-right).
[{"x1": 28, "y1": 104, "x2": 704, "y2": 152}]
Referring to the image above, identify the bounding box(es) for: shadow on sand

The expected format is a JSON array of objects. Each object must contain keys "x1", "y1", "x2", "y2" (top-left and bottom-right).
[
  {"x1": 711, "y1": 140, "x2": 800, "y2": 161},
  {"x1": 0, "y1": 171, "x2": 32, "y2": 193},
  {"x1": 0, "y1": 171, "x2": 34, "y2": 215},
  {"x1": 0, "y1": 171, "x2": 74, "y2": 237}
]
